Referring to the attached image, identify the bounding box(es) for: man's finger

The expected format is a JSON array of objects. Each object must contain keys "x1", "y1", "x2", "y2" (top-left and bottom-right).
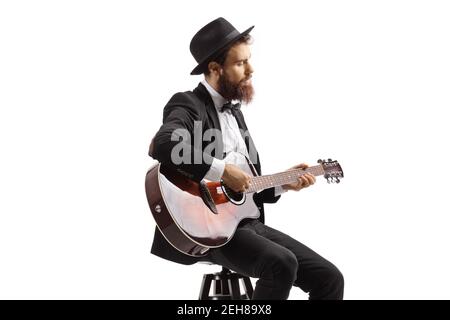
[
  {"x1": 289, "y1": 163, "x2": 308, "y2": 170},
  {"x1": 300, "y1": 176, "x2": 309, "y2": 187},
  {"x1": 305, "y1": 174, "x2": 315, "y2": 184}
]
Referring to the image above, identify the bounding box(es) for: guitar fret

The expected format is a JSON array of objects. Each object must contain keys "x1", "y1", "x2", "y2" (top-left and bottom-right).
[{"x1": 248, "y1": 165, "x2": 325, "y2": 193}]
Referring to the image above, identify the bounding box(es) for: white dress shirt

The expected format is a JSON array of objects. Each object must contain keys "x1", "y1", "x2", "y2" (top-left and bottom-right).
[{"x1": 201, "y1": 79, "x2": 286, "y2": 196}]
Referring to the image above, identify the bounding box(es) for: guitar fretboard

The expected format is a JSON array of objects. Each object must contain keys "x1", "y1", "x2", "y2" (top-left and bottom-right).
[{"x1": 246, "y1": 165, "x2": 325, "y2": 193}]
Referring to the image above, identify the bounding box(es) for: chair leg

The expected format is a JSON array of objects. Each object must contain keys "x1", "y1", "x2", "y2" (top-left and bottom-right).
[
  {"x1": 228, "y1": 274, "x2": 241, "y2": 300},
  {"x1": 213, "y1": 278, "x2": 230, "y2": 296},
  {"x1": 199, "y1": 269, "x2": 254, "y2": 300},
  {"x1": 241, "y1": 277, "x2": 254, "y2": 299},
  {"x1": 213, "y1": 279, "x2": 221, "y2": 295},
  {"x1": 199, "y1": 274, "x2": 213, "y2": 300}
]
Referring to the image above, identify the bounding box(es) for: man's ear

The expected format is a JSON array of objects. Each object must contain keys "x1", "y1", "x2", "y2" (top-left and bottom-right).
[{"x1": 207, "y1": 61, "x2": 221, "y2": 76}]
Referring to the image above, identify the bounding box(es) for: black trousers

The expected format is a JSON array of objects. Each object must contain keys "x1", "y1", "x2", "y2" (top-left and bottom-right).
[{"x1": 202, "y1": 219, "x2": 344, "y2": 300}]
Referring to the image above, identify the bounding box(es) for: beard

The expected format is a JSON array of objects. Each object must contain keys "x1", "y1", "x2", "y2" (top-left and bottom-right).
[{"x1": 217, "y1": 73, "x2": 254, "y2": 104}]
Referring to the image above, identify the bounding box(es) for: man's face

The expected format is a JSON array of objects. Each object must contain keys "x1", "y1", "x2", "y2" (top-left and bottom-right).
[{"x1": 217, "y1": 42, "x2": 254, "y2": 104}]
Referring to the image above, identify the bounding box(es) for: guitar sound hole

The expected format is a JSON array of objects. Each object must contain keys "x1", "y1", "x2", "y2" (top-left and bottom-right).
[{"x1": 221, "y1": 183, "x2": 246, "y2": 205}]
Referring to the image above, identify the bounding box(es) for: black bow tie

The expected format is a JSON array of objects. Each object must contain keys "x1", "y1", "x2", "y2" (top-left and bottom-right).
[{"x1": 220, "y1": 102, "x2": 241, "y2": 113}]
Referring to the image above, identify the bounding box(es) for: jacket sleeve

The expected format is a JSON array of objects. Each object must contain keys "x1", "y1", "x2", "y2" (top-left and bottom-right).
[{"x1": 149, "y1": 92, "x2": 215, "y2": 182}]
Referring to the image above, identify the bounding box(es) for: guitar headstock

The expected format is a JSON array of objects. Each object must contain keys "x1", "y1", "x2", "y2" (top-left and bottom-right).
[{"x1": 318, "y1": 159, "x2": 344, "y2": 184}]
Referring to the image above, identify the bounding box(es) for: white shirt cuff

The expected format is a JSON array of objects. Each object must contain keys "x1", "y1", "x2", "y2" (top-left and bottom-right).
[
  {"x1": 274, "y1": 185, "x2": 287, "y2": 197},
  {"x1": 203, "y1": 158, "x2": 226, "y2": 181}
]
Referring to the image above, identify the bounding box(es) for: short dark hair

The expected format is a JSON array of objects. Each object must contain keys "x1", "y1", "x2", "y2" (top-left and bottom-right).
[{"x1": 203, "y1": 34, "x2": 253, "y2": 76}]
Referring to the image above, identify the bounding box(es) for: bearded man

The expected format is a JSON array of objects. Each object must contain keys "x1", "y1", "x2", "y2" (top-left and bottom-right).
[{"x1": 148, "y1": 17, "x2": 344, "y2": 300}]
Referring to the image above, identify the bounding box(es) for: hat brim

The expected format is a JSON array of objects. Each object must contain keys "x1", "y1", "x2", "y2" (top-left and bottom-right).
[{"x1": 190, "y1": 25, "x2": 254, "y2": 75}]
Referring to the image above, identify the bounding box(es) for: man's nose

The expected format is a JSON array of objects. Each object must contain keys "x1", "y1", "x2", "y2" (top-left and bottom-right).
[{"x1": 246, "y1": 61, "x2": 254, "y2": 75}]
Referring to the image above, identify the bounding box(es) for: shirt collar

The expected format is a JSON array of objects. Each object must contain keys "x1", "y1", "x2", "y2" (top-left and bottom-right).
[{"x1": 201, "y1": 79, "x2": 227, "y2": 112}]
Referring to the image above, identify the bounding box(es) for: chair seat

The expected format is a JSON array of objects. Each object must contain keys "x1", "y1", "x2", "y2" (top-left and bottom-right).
[{"x1": 199, "y1": 267, "x2": 254, "y2": 300}]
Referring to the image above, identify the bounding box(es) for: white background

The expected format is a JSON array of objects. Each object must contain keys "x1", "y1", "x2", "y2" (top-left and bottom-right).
[{"x1": 1, "y1": 0, "x2": 449, "y2": 300}]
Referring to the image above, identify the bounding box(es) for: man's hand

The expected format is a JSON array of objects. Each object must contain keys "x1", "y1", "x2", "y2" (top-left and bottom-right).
[
  {"x1": 281, "y1": 163, "x2": 316, "y2": 191},
  {"x1": 222, "y1": 164, "x2": 251, "y2": 193}
]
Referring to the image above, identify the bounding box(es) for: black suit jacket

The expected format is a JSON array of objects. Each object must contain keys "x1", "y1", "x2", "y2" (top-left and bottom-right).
[{"x1": 149, "y1": 82, "x2": 281, "y2": 264}]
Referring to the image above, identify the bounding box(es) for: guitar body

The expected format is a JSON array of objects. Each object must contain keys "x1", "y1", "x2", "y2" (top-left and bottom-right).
[
  {"x1": 145, "y1": 152, "x2": 260, "y2": 257},
  {"x1": 145, "y1": 152, "x2": 343, "y2": 258}
]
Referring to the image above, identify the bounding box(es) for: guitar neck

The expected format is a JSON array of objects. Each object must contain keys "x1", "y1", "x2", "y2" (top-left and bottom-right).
[{"x1": 246, "y1": 165, "x2": 325, "y2": 193}]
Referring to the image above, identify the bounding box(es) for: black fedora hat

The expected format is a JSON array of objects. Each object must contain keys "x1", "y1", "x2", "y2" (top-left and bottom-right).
[{"x1": 189, "y1": 17, "x2": 254, "y2": 75}]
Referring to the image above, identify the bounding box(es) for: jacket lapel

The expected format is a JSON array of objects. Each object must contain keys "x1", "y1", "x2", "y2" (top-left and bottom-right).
[
  {"x1": 193, "y1": 83, "x2": 224, "y2": 159},
  {"x1": 193, "y1": 83, "x2": 221, "y2": 131},
  {"x1": 233, "y1": 109, "x2": 261, "y2": 175}
]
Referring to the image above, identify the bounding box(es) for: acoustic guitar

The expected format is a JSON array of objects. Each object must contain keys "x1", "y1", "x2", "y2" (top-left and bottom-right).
[{"x1": 145, "y1": 151, "x2": 343, "y2": 257}]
